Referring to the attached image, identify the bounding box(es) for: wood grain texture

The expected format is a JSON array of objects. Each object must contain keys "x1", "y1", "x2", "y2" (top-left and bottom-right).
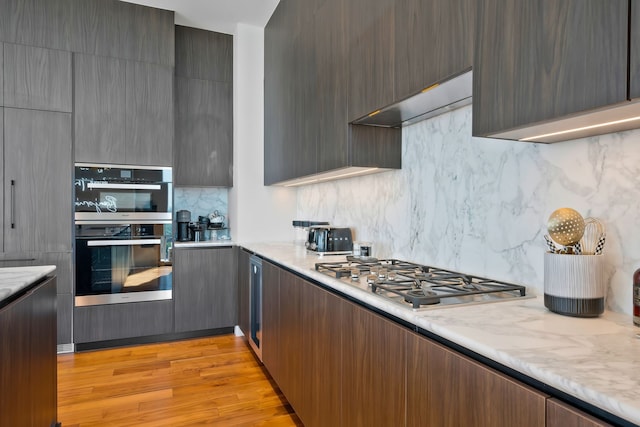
[
  {"x1": 236, "y1": 247, "x2": 251, "y2": 337},
  {"x1": 173, "y1": 247, "x2": 237, "y2": 333},
  {"x1": 394, "y1": 0, "x2": 475, "y2": 100},
  {"x1": 175, "y1": 25, "x2": 232, "y2": 82},
  {"x1": 0, "y1": 276, "x2": 57, "y2": 427},
  {"x1": 547, "y1": 398, "x2": 613, "y2": 427},
  {"x1": 125, "y1": 60, "x2": 173, "y2": 166},
  {"x1": 407, "y1": 332, "x2": 547, "y2": 427},
  {"x1": 346, "y1": 0, "x2": 396, "y2": 121},
  {"x1": 73, "y1": 300, "x2": 174, "y2": 343},
  {"x1": 74, "y1": 53, "x2": 127, "y2": 164},
  {"x1": 300, "y1": 281, "x2": 343, "y2": 427},
  {"x1": 350, "y1": 124, "x2": 402, "y2": 168},
  {"x1": 57, "y1": 292, "x2": 73, "y2": 345},
  {"x1": 341, "y1": 300, "x2": 407, "y2": 427},
  {"x1": 57, "y1": 335, "x2": 302, "y2": 426},
  {"x1": 261, "y1": 261, "x2": 281, "y2": 379},
  {"x1": 0, "y1": 108, "x2": 3, "y2": 252},
  {"x1": 630, "y1": 0, "x2": 640, "y2": 99},
  {"x1": 174, "y1": 77, "x2": 233, "y2": 186},
  {"x1": 0, "y1": 44, "x2": 3, "y2": 105},
  {"x1": 473, "y1": 0, "x2": 628, "y2": 137},
  {"x1": 3, "y1": 43, "x2": 72, "y2": 112},
  {"x1": 3, "y1": 109, "x2": 72, "y2": 252},
  {"x1": 0, "y1": 251, "x2": 72, "y2": 293}
]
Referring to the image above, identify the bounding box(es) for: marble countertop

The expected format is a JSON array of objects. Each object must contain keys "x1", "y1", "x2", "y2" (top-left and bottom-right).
[
  {"x1": 0, "y1": 265, "x2": 57, "y2": 303},
  {"x1": 174, "y1": 239, "x2": 235, "y2": 248},
  {"x1": 241, "y1": 242, "x2": 640, "y2": 426}
]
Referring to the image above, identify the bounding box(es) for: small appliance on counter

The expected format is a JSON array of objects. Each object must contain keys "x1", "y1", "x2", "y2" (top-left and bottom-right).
[
  {"x1": 292, "y1": 220, "x2": 330, "y2": 246},
  {"x1": 176, "y1": 210, "x2": 192, "y2": 242},
  {"x1": 306, "y1": 225, "x2": 353, "y2": 254}
]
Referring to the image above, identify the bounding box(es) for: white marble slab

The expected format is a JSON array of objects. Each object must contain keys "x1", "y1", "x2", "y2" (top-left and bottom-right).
[
  {"x1": 0, "y1": 265, "x2": 57, "y2": 303},
  {"x1": 241, "y1": 241, "x2": 640, "y2": 426}
]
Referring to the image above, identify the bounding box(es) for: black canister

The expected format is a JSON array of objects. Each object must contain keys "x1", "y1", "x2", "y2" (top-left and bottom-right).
[{"x1": 176, "y1": 210, "x2": 191, "y2": 241}]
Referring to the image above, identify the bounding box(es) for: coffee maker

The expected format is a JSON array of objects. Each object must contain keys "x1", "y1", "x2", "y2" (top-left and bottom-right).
[{"x1": 176, "y1": 210, "x2": 191, "y2": 241}]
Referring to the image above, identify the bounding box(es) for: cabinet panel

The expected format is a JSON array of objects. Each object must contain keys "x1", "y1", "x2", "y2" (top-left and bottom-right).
[
  {"x1": 0, "y1": 252, "x2": 72, "y2": 294},
  {"x1": 175, "y1": 26, "x2": 232, "y2": 82},
  {"x1": 300, "y1": 282, "x2": 343, "y2": 427},
  {"x1": 237, "y1": 248, "x2": 251, "y2": 337},
  {"x1": 173, "y1": 247, "x2": 237, "y2": 333},
  {"x1": 346, "y1": 0, "x2": 395, "y2": 121},
  {"x1": 56, "y1": 293, "x2": 72, "y2": 345},
  {"x1": 74, "y1": 53, "x2": 127, "y2": 164},
  {"x1": 341, "y1": 301, "x2": 406, "y2": 427},
  {"x1": 394, "y1": 0, "x2": 474, "y2": 100},
  {"x1": 473, "y1": 0, "x2": 628, "y2": 137},
  {"x1": 174, "y1": 78, "x2": 233, "y2": 186},
  {"x1": 0, "y1": 44, "x2": 3, "y2": 105},
  {"x1": 3, "y1": 43, "x2": 72, "y2": 112},
  {"x1": 0, "y1": 107, "x2": 2, "y2": 252},
  {"x1": 261, "y1": 261, "x2": 280, "y2": 377},
  {"x1": 630, "y1": 0, "x2": 640, "y2": 99},
  {"x1": 407, "y1": 332, "x2": 546, "y2": 427},
  {"x1": 4, "y1": 109, "x2": 72, "y2": 252},
  {"x1": 74, "y1": 300, "x2": 174, "y2": 343},
  {"x1": 125, "y1": 60, "x2": 173, "y2": 166},
  {"x1": 547, "y1": 398, "x2": 612, "y2": 427}
]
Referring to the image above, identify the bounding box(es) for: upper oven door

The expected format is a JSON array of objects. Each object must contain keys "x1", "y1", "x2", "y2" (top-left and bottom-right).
[{"x1": 74, "y1": 163, "x2": 172, "y2": 222}]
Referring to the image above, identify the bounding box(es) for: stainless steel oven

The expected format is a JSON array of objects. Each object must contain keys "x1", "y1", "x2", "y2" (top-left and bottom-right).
[{"x1": 74, "y1": 163, "x2": 174, "y2": 306}]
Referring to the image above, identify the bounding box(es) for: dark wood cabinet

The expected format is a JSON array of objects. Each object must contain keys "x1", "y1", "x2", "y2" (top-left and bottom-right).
[
  {"x1": 346, "y1": 0, "x2": 395, "y2": 121},
  {"x1": 394, "y1": 0, "x2": 475, "y2": 101},
  {"x1": 236, "y1": 247, "x2": 251, "y2": 337},
  {"x1": 547, "y1": 398, "x2": 613, "y2": 427},
  {"x1": 473, "y1": 0, "x2": 628, "y2": 138},
  {"x1": 0, "y1": 275, "x2": 57, "y2": 427},
  {"x1": 3, "y1": 108, "x2": 72, "y2": 253},
  {"x1": 261, "y1": 260, "x2": 281, "y2": 377},
  {"x1": 407, "y1": 332, "x2": 547, "y2": 427},
  {"x1": 173, "y1": 247, "x2": 237, "y2": 333},
  {"x1": 125, "y1": 60, "x2": 173, "y2": 166},
  {"x1": 73, "y1": 53, "x2": 127, "y2": 164},
  {"x1": 341, "y1": 301, "x2": 407, "y2": 427},
  {"x1": 174, "y1": 26, "x2": 233, "y2": 186},
  {"x1": 630, "y1": 0, "x2": 640, "y2": 99},
  {"x1": 74, "y1": 300, "x2": 174, "y2": 343},
  {"x1": 3, "y1": 43, "x2": 72, "y2": 112}
]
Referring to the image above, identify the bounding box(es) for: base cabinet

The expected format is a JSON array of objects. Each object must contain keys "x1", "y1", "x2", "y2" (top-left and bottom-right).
[
  {"x1": 547, "y1": 399, "x2": 613, "y2": 427},
  {"x1": 173, "y1": 247, "x2": 236, "y2": 333},
  {"x1": 0, "y1": 276, "x2": 57, "y2": 427},
  {"x1": 236, "y1": 247, "x2": 251, "y2": 336}
]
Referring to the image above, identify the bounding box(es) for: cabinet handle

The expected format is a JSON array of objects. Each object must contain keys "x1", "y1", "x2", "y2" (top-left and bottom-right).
[{"x1": 10, "y1": 180, "x2": 16, "y2": 229}]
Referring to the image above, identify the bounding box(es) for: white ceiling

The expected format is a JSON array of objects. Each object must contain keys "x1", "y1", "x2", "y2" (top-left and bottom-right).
[{"x1": 120, "y1": 0, "x2": 280, "y2": 35}]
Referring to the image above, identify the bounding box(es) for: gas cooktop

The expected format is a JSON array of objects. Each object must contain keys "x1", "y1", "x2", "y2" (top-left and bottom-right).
[{"x1": 315, "y1": 256, "x2": 527, "y2": 310}]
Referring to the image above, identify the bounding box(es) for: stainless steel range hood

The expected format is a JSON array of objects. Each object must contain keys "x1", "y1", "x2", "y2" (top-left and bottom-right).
[{"x1": 352, "y1": 69, "x2": 472, "y2": 128}]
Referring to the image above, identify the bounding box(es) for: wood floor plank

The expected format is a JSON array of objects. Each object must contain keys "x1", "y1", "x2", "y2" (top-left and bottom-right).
[{"x1": 58, "y1": 335, "x2": 302, "y2": 426}]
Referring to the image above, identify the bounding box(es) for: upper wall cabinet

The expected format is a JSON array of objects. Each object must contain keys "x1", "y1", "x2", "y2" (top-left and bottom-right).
[
  {"x1": 174, "y1": 26, "x2": 233, "y2": 187},
  {"x1": 74, "y1": 54, "x2": 173, "y2": 166},
  {"x1": 3, "y1": 43, "x2": 72, "y2": 112},
  {"x1": 629, "y1": 1, "x2": 640, "y2": 100},
  {"x1": 0, "y1": 0, "x2": 174, "y2": 66},
  {"x1": 473, "y1": 0, "x2": 629, "y2": 142},
  {"x1": 394, "y1": 0, "x2": 475, "y2": 102}
]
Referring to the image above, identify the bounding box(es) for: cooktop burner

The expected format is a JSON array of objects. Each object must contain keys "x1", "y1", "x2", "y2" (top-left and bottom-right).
[{"x1": 315, "y1": 256, "x2": 527, "y2": 310}]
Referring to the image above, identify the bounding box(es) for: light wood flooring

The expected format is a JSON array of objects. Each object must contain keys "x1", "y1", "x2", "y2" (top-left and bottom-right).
[{"x1": 57, "y1": 335, "x2": 303, "y2": 426}]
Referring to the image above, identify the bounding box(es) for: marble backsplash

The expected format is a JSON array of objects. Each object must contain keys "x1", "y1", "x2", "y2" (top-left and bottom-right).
[
  {"x1": 297, "y1": 105, "x2": 640, "y2": 315},
  {"x1": 174, "y1": 187, "x2": 230, "y2": 238}
]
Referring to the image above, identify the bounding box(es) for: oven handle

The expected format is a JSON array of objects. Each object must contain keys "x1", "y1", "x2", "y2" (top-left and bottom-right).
[
  {"x1": 87, "y1": 239, "x2": 162, "y2": 247},
  {"x1": 87, "y1": 182, "x2": 162, "y2": 190}
]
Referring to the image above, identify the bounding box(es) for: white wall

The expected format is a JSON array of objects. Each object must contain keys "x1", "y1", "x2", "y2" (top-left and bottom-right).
[{"x1": 229, "y1": 23, "x2": 297, "y2": 243}]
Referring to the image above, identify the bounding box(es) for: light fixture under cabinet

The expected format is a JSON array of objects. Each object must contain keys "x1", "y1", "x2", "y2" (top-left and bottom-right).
[{"x1": 277, "y1": 167, "x2": 385, "y2": 187}]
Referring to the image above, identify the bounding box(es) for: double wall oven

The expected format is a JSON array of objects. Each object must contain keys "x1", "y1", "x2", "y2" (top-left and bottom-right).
[{"x1": 74, "y1": 164, "x2": 173, "y2": 306}]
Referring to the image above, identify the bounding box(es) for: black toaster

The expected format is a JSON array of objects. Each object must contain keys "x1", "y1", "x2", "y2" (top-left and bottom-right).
[{"x1": 306, "y1": 226, "x2": 353, "y2": 253}]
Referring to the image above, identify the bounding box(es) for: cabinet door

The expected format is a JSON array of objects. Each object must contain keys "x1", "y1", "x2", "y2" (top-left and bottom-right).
[
  {"x1": 174, "y1": 77, "x2": 233, "y2": 186},
  {"x1": 315, "y1": 0, "x2": 348, "y2": 174},
  {"x1": 407, "y1": 332, "x2": 547, "y2": 427},
  {"x1": 0, "y1": 107, "x2": 3, "y2": 252},
  {"x1": 346, "y1": 0, "x2": 395, "y2": 121},
  {"x1": 0, "y1": 276, "x2": 57, "y2": 427},
  {"x1": 237, "y1": 248, "x2": 251, "y2": 337},
  {"x1": 394, "y1": 0, "x2": 474, "y2": 100},
  {"x1": 261, "y1": 261, "x2": 280, "y2": 377},
  {"x1": 341, "y1": 301, "x2": 407, "y2": 427},
  {"x1": 299, "y1": 281, "x2": 343, "y2": 427},
  {"x1": 4, "y1": 109, "x2": 72, "y2": 252},
  {"x1": 630, "y1": 0, "x2": 640, "y2": 99},
  {"x1": 125, "y1": 61, "x2": 173, "y2": 166},
  {"x1": 547, "y1": 398, "x2": 613, "y2": 427},
  {"x1": 74, "y1": 53, "x2": 127, "y2": 164},
  {"x1": 3, "y1": 43, "x2": 72, "y2": 112},
  {"x1": 473, "y1": 0, "x2": 628, "y2": 137},
  {"x1": 174, "y1": 247, "x2": 237, "y2": 333},
  {"x1": 175, "y1": 26, "x2": 233, "y2": 82},
  {"x1": 74, "y1": 300, "x2": 174, "y2": 343}
]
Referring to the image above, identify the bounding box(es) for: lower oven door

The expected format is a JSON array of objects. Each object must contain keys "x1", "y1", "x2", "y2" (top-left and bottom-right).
[{"x1": 75, "y1": 225, "x2": 172, "y2": 306}]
